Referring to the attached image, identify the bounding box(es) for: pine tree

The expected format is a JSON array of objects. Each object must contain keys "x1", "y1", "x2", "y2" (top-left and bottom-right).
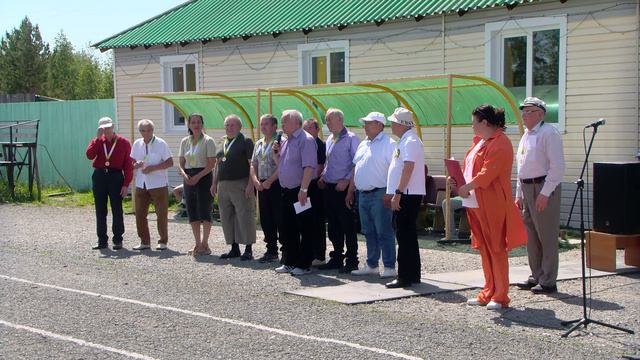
[{"x1": 0, "y1": 17, "x2": 49, "y2": 95}]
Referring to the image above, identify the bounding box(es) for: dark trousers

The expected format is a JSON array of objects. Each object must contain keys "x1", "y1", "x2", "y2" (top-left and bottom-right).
[
  {"x1": 309, "y1": 180, "x2": 326, "y2": 261},
  {"x1": 324, "y1": 183, "x2": 358, "y2": 266},
  {"x1": 92, "y1": 169, "x2": 125, "y2": 245},
  {"x1": 394, "y1": 194, "x2": 422, "y2": 282},
  {"x1": 258, "y1": 179, "x2": 282, "y2": 254},
  {"x1": 184, "y1": 168, "x2": 213, "y2": 223},
  {"x1": 281, "y1": 187, "x2": 314, "y2": 269}
]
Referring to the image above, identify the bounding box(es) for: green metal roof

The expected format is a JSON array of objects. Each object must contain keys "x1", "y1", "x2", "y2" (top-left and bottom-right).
[
  {"x1": 94, "y1": 0, "x2": 537, "y2": 49},
  {"x1": 132, "y1": 75, "x2": 524, "y2": 141}
]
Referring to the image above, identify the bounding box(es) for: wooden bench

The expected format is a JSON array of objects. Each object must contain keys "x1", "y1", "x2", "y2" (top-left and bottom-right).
[{"x1": 585, "y1": 231, "x2": 640, "y2": 272}]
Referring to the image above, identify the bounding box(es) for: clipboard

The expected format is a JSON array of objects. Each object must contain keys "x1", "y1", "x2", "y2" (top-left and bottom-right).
[{"x1": 444, "y1": 159, "x2": 466, "y2": 186}]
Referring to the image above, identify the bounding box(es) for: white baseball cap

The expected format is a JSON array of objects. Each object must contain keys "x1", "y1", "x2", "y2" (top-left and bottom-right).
[
  {"x1": 98, "y1": 117, "x2": 114, "y2": 129},
  {"x1": 359, "y1": 112, "x2": 386, "y2": 125}
]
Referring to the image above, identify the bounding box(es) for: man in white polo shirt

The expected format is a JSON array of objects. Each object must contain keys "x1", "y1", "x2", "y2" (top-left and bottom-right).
[
  {"x1": 130, "y1": 119, "x2": 174, "y2": 250},
  {"x1": 347, "y1": 112, "x2": 397, "y2": 278},
  {"x1": 385, "y1": 108, "x2": 426, "y2": 288}
]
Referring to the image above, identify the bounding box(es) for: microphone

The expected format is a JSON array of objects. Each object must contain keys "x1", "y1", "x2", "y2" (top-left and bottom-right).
[{"x1": 584, "y1": 119, "x2": 606, "y2": 129}]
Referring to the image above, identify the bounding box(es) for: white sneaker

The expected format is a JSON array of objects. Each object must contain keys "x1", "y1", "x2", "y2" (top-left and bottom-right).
[
  {"x1": 275, "y1": 265, "x2": 294, "y2": 273},
  {"x1": 133, "y1": 243, "x2": 150, "y2": 250},
  {"x1": 311, "y1": 259, "x2": 326, "y2": 266},
  {"x1": 351, "y1": 264, "x2": 379, "y2": 276},
  {"x1": 290, "y1": 267, "x2": 312, "y2": 276},
  {"x1": 380, "y1": 268, "x2": 397, "y2": 278},
  {"x1": 156, "y1": 243, "x2": 167, "y2": 250},
  {"x1": 486, "y1": 301, "x2": 503, "y2": 310},
  {"x1": 466, "y1": 298, "x2": 487, "y2": 306}
]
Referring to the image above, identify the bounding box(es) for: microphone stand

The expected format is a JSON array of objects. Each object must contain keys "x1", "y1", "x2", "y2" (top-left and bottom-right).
[{"x1": 561, "y1": 124, "x2": 634, "y2": 337}]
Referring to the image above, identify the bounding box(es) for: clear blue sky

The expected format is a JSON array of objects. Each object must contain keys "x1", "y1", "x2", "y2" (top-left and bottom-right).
[{"x1": 1, "y1": 0, "x2": 185, "y2": 60}]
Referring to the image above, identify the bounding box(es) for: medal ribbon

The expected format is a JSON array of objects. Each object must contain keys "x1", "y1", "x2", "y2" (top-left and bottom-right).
[
  {"x1": 103, "y1": 137, "x2": 118, "y2": 165},
  {"x1": 223, "y1": 136, "x2": 237, "y2": 159}
]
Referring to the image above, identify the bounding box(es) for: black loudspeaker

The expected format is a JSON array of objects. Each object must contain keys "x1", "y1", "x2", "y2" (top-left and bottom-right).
[{"x1": 593, "y1": 162, "x2": 640, "y2": 234}]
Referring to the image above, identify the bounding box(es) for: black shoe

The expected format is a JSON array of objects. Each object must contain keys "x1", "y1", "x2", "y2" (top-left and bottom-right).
[
  {"x1": 240, "y1": 251, "x2": 253, "y2": 261},
  {"x1": 385, "y1": 278, "x2": 413, "y2": 289},
  {"x1": 92, "y1": 243, "x2": 107, "y2": 250},
  {"x1": 531, "y1": 284, "x2": 557, "y2": 294},
  {"x1": 220, "y1": 249, "x2": 241, "y2": 259},
  {"x1": 516, "y1": 280, "x2": 538, "y2": 290},
  {"x1": 258, "y1": 252, "x2": 278, "y2": 263},
  {"x1": 339, "y1": 263, "x2": 359, "y2": 273},
  {"x1": 112, "y1": 243, "x2": 123, "y2": 250},
  {"x1": 317, "y1": 258, "x2": 343, "y2": 270}
]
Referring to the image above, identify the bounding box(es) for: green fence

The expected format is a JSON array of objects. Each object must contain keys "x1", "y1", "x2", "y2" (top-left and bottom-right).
[{"x1": 0, "y1": 99, "x2": 117, "y2": 191}]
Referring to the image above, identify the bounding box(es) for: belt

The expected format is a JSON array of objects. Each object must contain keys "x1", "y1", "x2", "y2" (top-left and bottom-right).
[
  {"x1": 361, "y1": 187, "x2": 384, "y2": 194},
  {"x1": 95, "y1": 168, "x2": 120, "y2": 174},
  {"x1": 521, "y1": 175, "x2": 546, "y2": 184}
]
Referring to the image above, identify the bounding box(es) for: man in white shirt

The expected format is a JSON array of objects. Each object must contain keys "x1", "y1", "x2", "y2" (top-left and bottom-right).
[
  {"x1": 385, "y1": 108, "x2": 426, "y2": 288},
  {"x1": 514, "y1": 97, "x2": 565, "y2": 294},
  {"x1": 130, "y1": 119, "x2": 174, "y2": 250},
  {"x1": 346, "y1": 112, "x2": 397, "y2": 278}
]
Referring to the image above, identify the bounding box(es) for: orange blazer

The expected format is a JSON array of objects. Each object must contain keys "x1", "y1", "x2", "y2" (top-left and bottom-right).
[{"x1": 465, "y1": 131, "x2": 527, "y2": 251}]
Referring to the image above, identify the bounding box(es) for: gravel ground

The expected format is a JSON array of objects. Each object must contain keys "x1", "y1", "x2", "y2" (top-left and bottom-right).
[{"x1": 0, "y1": 203, "x2": 638, "y2": 360}]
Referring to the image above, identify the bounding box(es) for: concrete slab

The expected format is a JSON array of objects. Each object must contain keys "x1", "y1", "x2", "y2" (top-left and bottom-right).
[
  {"x1": 287, "y1": 278, "x2": 471, "y2": 304},
  {"x1": 287, "y1": 257, "x2": 639, "y2": 304}
]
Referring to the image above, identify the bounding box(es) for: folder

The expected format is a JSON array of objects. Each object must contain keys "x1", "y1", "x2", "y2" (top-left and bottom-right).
[{"x1": 444, "y1": 159, "x2": 466, "y2": 187}]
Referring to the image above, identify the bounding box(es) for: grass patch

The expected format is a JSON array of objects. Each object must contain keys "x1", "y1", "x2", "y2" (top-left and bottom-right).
[{"x1": 0, "y1": 180, "x2": 179, "y2": 212}]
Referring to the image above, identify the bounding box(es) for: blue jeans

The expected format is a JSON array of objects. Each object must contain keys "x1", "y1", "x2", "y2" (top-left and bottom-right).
[{"x1": 358, "y1": 188, "x2": 396, "y2": 269}]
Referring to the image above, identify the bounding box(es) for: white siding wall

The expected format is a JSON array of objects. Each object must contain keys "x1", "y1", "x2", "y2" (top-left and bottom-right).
[{"x1": 113, "y1": 0, "x2": 639, "y2": 227}]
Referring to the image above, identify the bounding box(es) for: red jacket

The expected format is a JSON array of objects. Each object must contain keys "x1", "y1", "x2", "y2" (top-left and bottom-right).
[{"x1": 86, "y1": 134, "x2": 134, "y2": 187}]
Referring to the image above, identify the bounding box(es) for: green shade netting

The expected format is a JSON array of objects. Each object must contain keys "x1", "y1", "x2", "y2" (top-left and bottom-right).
[{"x1": 135, "y1": 75, "x2": 522, "y2": 135}]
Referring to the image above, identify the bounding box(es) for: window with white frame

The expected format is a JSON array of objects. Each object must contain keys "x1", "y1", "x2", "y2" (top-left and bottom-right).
[
  {"x1": 160, "y1": 54, "x2": 198, "y2": 131},
  {"x1": 485, "y1": 17, "x2": 566, "y2": 128},
  {"x1": 298, "y1": 40, "x2": 349, "y2": 85}
]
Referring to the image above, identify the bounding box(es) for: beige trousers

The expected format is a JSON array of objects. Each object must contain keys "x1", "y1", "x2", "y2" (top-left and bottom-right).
[
  {"x1": 135, "y1": 186, "x2": 169, "y2": 245},
  {"x1": 521, "y1": 182, "x2": 561, "y2": 287},
  {"x1": 217, "y1": 178, "x2": 256, "y2": 245}
]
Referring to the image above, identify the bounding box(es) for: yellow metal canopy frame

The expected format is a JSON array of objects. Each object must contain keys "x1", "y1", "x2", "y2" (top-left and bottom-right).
[{"x1": 130, "y1": 74, "x2": 523, "y2": 147}]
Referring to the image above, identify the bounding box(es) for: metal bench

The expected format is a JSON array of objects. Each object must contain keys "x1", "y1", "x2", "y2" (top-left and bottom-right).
[{"x1": 0, "y1": 120, "x2": 41, "y2": 200}]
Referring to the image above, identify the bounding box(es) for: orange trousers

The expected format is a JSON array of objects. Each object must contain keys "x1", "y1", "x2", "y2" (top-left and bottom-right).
[{"x1": 467, "y1": 207, "x2": 510, "y2": 307}]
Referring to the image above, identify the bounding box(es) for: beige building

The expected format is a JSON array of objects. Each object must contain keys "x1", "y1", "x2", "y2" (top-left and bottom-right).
[{"x1": 95, "y1": 0, "x2": 640, "y2": 227}]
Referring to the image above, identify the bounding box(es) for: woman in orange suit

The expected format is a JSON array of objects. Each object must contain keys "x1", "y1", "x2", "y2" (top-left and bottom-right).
[{"x1": 456, "y1": 104, "x2": 527, "y2": 310}]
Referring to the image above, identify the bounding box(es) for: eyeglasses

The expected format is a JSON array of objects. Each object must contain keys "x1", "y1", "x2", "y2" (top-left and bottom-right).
[{"x1": 522, "y1": 108, "x2": 542, "y2": 115}]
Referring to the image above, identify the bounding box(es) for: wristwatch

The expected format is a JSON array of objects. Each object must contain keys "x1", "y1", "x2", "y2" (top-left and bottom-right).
[
  {"x1": 300, "y1": 188, "x2": 308, "y2": 193},
  {"x1": 395, "y1": 189, "x2": 403, "y2": 195}
]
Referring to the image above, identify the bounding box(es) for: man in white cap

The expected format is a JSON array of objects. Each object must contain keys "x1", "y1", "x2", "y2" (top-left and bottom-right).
[
  {"x1": 130, "y1": 119, "x2": 174, "y2": 251},
  {"x1": 385, "y1": 107, "x2": 425, "y2": 288},
  {"x1": 346, "y1": 112, "x2": 397, "y2": 278},
  {"x1": 515, "y1": 97, "x2": 565, "y2": 294},
  {"x1": 86, "y1": 117, "x2": 134, "y2": 250}
]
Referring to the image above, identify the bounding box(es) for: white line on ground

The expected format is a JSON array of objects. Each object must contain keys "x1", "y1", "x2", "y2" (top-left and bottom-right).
[
  {"x1": 1, "y1": 274, "x2": 423, "y2": 360},
  {"x1": 0, "y1": 319, "x2": 158, "y2": 360}
]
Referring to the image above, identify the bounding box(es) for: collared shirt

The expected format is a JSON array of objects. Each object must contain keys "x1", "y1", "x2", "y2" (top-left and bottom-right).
[
  {"x1": 251, "y1": 134, "x2": 278, "y2": 180},
  {"x1": 386, "y1": 129, "x2": 426, "y2": 195},
  {"x1": 216, "y1": 132, "x2": 254, "y2": 181},
  {"x1": 131, "y1": 136, "x2": 172, "y2": 190},
  {"x1": 86, "y1": 133, "x2": 134, "y2": 187},
  {"x1": 461, "y1": 139, "x2": 484, "y2": 208},
  {"x1": 516, "y1": 121, "x2": 565, "y2": 198},
  {"x1": 322, "y1": 127, "x2": 360, "y2": 183},
  {"x1": 353, "y1": 131, "x2": 395, "y2": 191},
  {"x1": 178, "y1": 133, "x2": 217, "y2": 169},
  {"x1": 278, "y1": 128, "x2": 317, "y2": 189}
]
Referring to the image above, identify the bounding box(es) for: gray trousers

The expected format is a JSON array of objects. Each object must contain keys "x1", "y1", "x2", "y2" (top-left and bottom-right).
[
  {"x1": 522, "y1": 182, "x2": 561, "y2": 287},
  {"x1": 218, "y1": 178, "x2": 256, "y2": 245}
]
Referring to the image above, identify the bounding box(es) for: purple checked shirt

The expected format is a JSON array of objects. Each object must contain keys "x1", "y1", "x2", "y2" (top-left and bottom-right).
[
  {"x1": 322, "y1": 127, "x2": 360, "y2": 184},
  {"x1": 278, "y1": 127, "x2": 318, "y2": 189}
]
